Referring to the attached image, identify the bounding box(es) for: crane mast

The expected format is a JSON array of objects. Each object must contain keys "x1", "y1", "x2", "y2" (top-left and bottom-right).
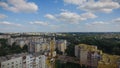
[{"x1": 46, "y1": 37, "x2": 56, "y2": 68}]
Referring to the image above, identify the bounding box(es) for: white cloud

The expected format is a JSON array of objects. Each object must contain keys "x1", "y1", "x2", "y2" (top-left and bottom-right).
[
  {"x1": 29, "y1": 21, "x2": 61, "y2": 29},
  {"x1": 60, "y1": 9, "x2": 69, "y2": 12},
  {"x1": 64, "y1": 0, "x2": 86, "y2": 5},
  {"x1": 112, "y1": 18, "x2": 120, "y2": 23},
  {"x1": 0, "y1": 0, "x2": 38, "y2": 13},
  {"x1": 30, "y1": 21, "x2": 49, "y2": 26},
  {"x1": 64, "y1": 0, "x2": 120, "y2": 13},
  {"x1": 81, "y1": 12, "x2": 97, "y2": 20},
  {"x1": 87, "y1": 18, "x2": 120, "y2": 27},
  {"x1": 45, "y1": 11, "x2": 97, "y2": 24},
  {"x1": 0, "y1": 14, "x2": 7, "y2": 19},
  {"x1": 58, "y1": 11, "x2": 82, "y2": 24},
  {"x1": 113, "y1": 0, "x2": 120, "y2": 3},
  {"x1": 84, "y1": 19, "x2": 120, "y2": 32},
  {"x1": 86, "y1": 21, "x2": 108, "y2": 26},
  {"x1": 79, "y1": 1, "x2": 120, "y2": 13},
  {"x1": 49, "y1": 25, "x2": 60, "y2": 29},
  {"x1": 0, "y1": 21, "x2": 22, "y2": 26},
  {"x1": 45, "y1": 14, "x2": 56, "y2": 20}
]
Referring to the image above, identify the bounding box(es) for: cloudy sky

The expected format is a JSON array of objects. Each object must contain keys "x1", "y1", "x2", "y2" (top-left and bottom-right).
[{"x1": 0, "y1": 0, "x2": 120, "y2": 32}]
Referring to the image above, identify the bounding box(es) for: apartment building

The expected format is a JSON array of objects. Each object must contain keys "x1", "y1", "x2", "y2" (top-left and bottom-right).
[
  {"x1": 1, "y1": 57, "x2": 22, "y2": 68},
  {"x1": 56, "y1": 40, "x2": 67, "y2": 55},
  {"x1": 75, "y1": 44, "x2": 102, "y2": 67},
  {"x1": 98, "y1": 54, "x2": 120, "y2": 68},
  {"x1": 0, "y1": 35, "x2": 11, "y2": 39},
  {"x1": 0, "y1": 53, "x2": 46, "y2": 68},
  {"x1": 0, "y1": 53, "x2": 27, "y2": 68},
  {"x1": 23, "y1": 55, "x2": 46, "y2": 68},
  {"x1": 75, "y1": 44, "x2": 120, "y2": 68}
]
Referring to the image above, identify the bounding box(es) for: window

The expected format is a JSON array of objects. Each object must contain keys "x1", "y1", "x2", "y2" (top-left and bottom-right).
[
  {"x1": 11, "y1": 65, "x2": 14, "y2": 68},
  {"x1": 16, "y1": 64, "x2": 18, "y2": 66},
  {"x1": 2, "y1": 65, "x2": 4, "y2": 67},
  {"x1": 11, "y1": 62, "x2": 14, "y2": 64}
]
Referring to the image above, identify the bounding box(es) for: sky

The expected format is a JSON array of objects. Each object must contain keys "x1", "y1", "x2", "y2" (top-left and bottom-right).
[{"x1": 0, "y1": 0, "x2": 120, "y2": 32}]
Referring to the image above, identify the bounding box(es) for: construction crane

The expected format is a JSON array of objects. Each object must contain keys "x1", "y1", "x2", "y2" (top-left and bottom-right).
[{"x1": 46, "y1": 37, "x2": 56, "y2": 68}]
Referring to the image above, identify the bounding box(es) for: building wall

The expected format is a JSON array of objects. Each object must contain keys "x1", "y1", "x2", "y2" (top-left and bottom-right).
[
  {"x1": 7, "y1": 38, "x2": 15, "y2": 46},
  {"x1": 98, "y1": 63, "x2": 117, "y2": 68},
  {"x1": 75, "y1": 46, "x2": 80, "y2": 58},
  {"x1": 56, "y1": 40, "x2": 67, "y2": 54},
  {"x1": 23, "y1": 55, "x2": 46, "y2": 68},
  {"x1": 1, "y1": 57, "x2": 22, "y2": 68},
  {"x1": 80, "y1": 50, "x2": 88, "y2": 65},
  {"x1": 0, "y1": 35, "x2": 10, "y2": 39},
  {"x1": 75, "y1": 44, "x2": 120, "y2": 68},
  {"x1": 39, "y1": 55, "x2": 46, "y2": 68},
  {"x1": 35, "y1": 44, "x2": 41, "y2": 53}
]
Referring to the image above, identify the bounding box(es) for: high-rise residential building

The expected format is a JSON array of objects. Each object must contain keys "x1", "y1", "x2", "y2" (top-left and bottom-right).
[
  {"x1": 7, "y1": 38, "x2": 16, "y2": 46},
  {"x1": 0, "y1": 35, "x2": 11, "y2": 39},
  {"x1": 0, "y1": 53, "x2": 27, "y2": 68},
  {"x1": 98, "y1": 54, "x2": 120, "y2": 68},
  {"x1": 28, "y1": 41, "x2": 50, "y2": 54},
  {"x1": 75, "y1": 44, "x2": 120, "y2": 68},
  {"x1": 75, "y1": 44, "x2": 102, "y2": 67},
  {"x1": 56, "y1": 40, "x2": 67, "y2": 55},
  {"x1": 1, "y1": 57, "x2": 22, "y2": 68},
  {"x1": 0, "y1": 53, "x2": 46, "y2": 68},
  {"x1": 23, "y1": 55, "x2": 46, "y2": 68}
]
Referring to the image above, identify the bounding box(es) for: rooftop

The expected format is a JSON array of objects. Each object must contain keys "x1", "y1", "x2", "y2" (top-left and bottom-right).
[{"x1": 0, "y1": 53, "x2": 27, "y2": 62}]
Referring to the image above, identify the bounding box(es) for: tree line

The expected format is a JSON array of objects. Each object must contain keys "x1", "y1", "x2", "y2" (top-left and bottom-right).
[{"x1": 0, "y1": 39, "x2": 28, "y2": 56}]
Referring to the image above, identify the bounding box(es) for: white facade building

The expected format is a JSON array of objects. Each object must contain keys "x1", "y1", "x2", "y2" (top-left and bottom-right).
[
  {"x1": 23, "y1": 55, "x2": 46, "y2": 68},
  {"x1": 1, "y1": 57, "x2": 22, "y2": 68},
  {"x1": 75, "y1": 44, "x2": 102, "y2": 67},
  {"x1": 0, "y1": 35, "x2": 10, "y2": 39},
  {"x1": 56, "y1": 40, "x2": 67, "y2": 54},
  {"x1": 7, "y1": 38, "x2": 15, "y2": 46}
]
